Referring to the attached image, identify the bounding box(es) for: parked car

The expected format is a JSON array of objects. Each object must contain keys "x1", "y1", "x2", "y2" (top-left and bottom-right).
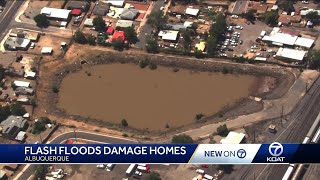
[
  {"x1": 30, "y1": 42, "x2": 35, "y2": 49},
  {"x1": 231, "y1": 15, "x2": 239, "y2": 19},
  {"x1": 239, "y1": 40, "x2": 243, "y2": 45},
  {"x1": 196, "y1": 169, "x2": 205, "y2": 174},
  {"x1": 97, "y1": 164, "x2": 105, "y2": 169},
  {"x1": 134, "y1": 171, "x2": 142, "y2": 176},
  {"x1": 235, "y1": 25, "x2": 243, "y2": 30}
]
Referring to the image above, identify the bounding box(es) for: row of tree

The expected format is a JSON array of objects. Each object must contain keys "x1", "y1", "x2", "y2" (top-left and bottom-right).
[
  {"x1": 206, "y1": 13, "x2": 227, "y2": 57},
  {"x1": 0, "y1": 103, "x2": 27, "y2": 123}
]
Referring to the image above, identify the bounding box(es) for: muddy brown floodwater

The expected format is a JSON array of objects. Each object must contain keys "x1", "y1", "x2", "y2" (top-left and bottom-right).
[{"x1": 58, "y1": 64, "x2": 258, "y2": 130}]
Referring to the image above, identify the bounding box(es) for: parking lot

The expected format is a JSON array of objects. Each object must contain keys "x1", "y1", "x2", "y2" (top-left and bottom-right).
[{"x1": 53, "y1": 163, "x2": 227, "y2": 180}]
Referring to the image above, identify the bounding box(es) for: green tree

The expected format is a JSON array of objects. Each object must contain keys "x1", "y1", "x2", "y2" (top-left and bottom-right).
[
  {"x1": 171, "y1": 134, "x2": 194, "y2": 143},
  {"x1": 264, "y1": 11, "x2": 279, "y2": 26},
  {"x1": 121, "y1": 119, "x2": 128, "y2": 127},
  {"x1": 306, "y1": 11, "x2": 319, "y2": 23},
  {"x1": 124, "y1": 27, "x2": 138, "y2": 44},
  {"x1": 10, "y1": 103, "x2": 26, "y2": 116},
  {"x1": 32, "y1": 121, "x2": 46, "y2": 134},
  {"x1": 243, "y1": 9, "x2": 256, "y2": 21},
  {"x1": 206, "y1": 36, "x2": 217, "y2": 56},
  {"x1": 0, "y1": 64, "x2": 4, "y2": 81},
  {"x1": 307, "y1": 50, "x2": 320, "y2": 69},
  {"x1": 146, "y1": 36, "x2": 159, "y2": 54},
  {"x1": 34, "y1": 14, "x2": 49, "y2": 28},
  {"x1": 93, "y1": 16, "x2": 106, "y2": 32},
  {"x1": 34, "y1": 165, "x2": 49, "y2": 180},
  {"x1": 0, "y1": 106, "x2": 11, "y2": 123},
  {"x1": 181, "y1": 29, "x2": 192, "y2": 50},
  {"x1": 73, "y1": 30, "x2": 87, "y2": 44},
  {"x1": 147, "y1": 10, "x2": 167, "y2": 30},
  {"x1": 216, "y1": 124, "x2": 230, "y2": 137},
  {"x1": 87, "y1": 34, "x2": 96, "y2": 45},
  {"x1": 279, "y1": 1, "x2": 295, "y2": 13},
  {"x1": 112, "y1": 38, "x2": 124, "y2": 51},
  {"x1": 195, "y1": 113, "x2": 204, "y2": 120},
  {"x1": 52, "y1": 85, "x2": 59, "y2": 93},
  {"x1": 149, "y1": 171, "x2": 161, "y2": 180}
]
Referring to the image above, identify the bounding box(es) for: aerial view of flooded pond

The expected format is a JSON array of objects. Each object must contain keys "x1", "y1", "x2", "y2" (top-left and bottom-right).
[{"x1": 58, "y1": 64, "x2": 257, "y2": 130}]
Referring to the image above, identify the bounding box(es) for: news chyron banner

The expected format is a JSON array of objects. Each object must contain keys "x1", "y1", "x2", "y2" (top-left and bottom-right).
[{"x1": 0, "y1": 143, "x2": 319, "y2": 164}]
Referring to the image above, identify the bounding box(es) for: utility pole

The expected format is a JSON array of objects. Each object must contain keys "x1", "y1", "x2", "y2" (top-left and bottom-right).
[
  {"x1": 280, "y1": 105, "x2": 284, "y2": 127},
  {"x1": 253, "y1": 128, "x2": 256, "y2": 143},
  {"x1": 305, "y1": 82, "x2": 308, "y2": 93},
  {"x1": 39, "y1": 134, "x2": 43, "y2": 143}
]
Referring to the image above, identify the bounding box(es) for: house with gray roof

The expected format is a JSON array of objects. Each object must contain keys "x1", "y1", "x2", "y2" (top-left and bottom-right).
[
  {"x1": 93, "y1": 2, "x2": 110, "y2": 16},
  {"x1": 15, "y1": 87, "x2": 34, "y2": 96},
  {"x1": 116, "y1": 20, "x2": 134, "y2": 28},
  {"x1": 120, "y1": 8, "x2": 139, "y2": 20},
  {"x1": 66, "y1": 0, "x2": 89, "y2": 11},
  {"x1": 4, "y1": 37, "x2": 30, "y2": 50},
  {"x1": 0, "y1": 116, "x2": 28, "y2": 139}
]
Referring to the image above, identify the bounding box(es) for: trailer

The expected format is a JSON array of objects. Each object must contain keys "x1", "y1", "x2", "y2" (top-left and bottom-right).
[
  {"x1": 126, "y1": 164, "x2": 137, "y2": 176},
  {"x1": 282, "y1": 164, "x2": 295, "y2": 180}
]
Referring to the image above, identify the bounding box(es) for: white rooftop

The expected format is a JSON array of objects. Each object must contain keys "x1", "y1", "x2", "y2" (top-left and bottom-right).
[
  {"x1": 294, "y1": 37, "x2": 314, "y2": 48},
  {"x1": 15, "y1": 131, "x2": 26, "y2": 141},
  {"x1": 41, "y1": 7, "x2": 71, "y2": 20},
  {"x1": 183, "y1": 21, "x2": 194, "y2": 28},
  {"x1": 107, "y1": 0, "x2": 125, "y2": 7},
  {"x1": 220, "y1": 131, "x2": 246, "y2": 144},
  {"x1": 185, "y1": 7, "x2": 199, "y2": 16},
  {"x1": 41, "y1": 47, "x2": 53, "y2": 54},
  {"x1": 262, "y1": 32, "x2": 298, "y2": 46},
  {"x1": 84, "y1": 18, "x2": 93, "y2": 26},
  {"x1": 158, "y1": 30, "x2": 179, "y2": 41},
  {"x1": 276, "y1": 48, "x2": 307, "y2": 61},
  {"x1": 14, "y1": 80, "x2": 30, "y2": 87},
  {"x1": 116, "y1": 20, "x2": 133, "y2": 28}
]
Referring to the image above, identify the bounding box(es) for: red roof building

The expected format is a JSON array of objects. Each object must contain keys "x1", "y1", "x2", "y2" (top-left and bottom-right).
[
  {"x1": 111, "y1": 31, "x2": 125, "y2": 42},
  {"x1": 106, "y1": 26, "x2": 114, "y2": 34},
  {"x1": 71, "y1": 9, "x2": 82, "y2": 16}
]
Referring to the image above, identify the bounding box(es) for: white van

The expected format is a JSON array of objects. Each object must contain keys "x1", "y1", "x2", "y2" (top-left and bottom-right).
[{"x1": 204, "y1": 174, "x2": 214, "y2": 180}]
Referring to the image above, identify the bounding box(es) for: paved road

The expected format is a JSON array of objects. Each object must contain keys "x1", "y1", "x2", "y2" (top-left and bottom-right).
[
  {"x1": 0, "y1": 0, "x2": 24, "y2": 40},
  {"x1": 232, "y1": 77, "x2": 320, "y2": 180},
  {"x1": 17, "y1": 131, "x2": 135, "y2": 180},
  {"x1": 135, "y1": 0, "x2": 165, "y2": 49}
]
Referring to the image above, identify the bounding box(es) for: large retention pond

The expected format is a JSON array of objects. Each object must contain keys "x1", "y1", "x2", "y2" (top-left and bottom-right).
[{"x1": 58, "y1": 64, "x2": 257, "y2": 130}]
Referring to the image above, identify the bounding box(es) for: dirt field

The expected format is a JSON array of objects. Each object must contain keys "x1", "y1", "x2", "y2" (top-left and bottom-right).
[
  {"x1": 48, "y1": 0, "x2": 64, "y2": 9},
  {"x1": 29, "y1": 35, "x2": 70, "y2": 58}
]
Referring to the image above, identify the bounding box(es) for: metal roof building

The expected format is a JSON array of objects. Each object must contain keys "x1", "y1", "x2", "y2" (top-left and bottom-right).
[
  {"x1": 120, "y1": 8, "x2": 139, "y2": 20},
  {"x1": 294, "y1": 37, "x2": 315, "y2": 49},
  {"x1": 116, "y1": 20, "x2": 133, "y2": 28},
  {"x1": 41, "y1": 7, "x2": 71, "y2": 20},
  {"x1": 276, "y1": 48, "x2": 307, "y2": 61},
  {"x1": 220, "y1": 131, "x2": 246, "y2": 144},
  {"x1": 158, "y1": 30, "x2": 179, "y2": 41}
]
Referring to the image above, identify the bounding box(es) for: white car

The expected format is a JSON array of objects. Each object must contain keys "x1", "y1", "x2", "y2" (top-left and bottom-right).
[
  {"x1": 231, "y1": 15, "x2": 239, "y2": 19},
  {"x1": 236, "y1": 26, "x2": 243, "y2": 30},
  {"x1": 196, "y1": 169, "x2": 205, "y2": 174},
  {"x1": 302, "y1": 1, "x2": 309, "y2": 4},
  {"x1": 30, "y1": 42, "x2": 35, "y2": 49},
  {"x1": 97, "y1": 164, "x2": 105, "y2": 169},
  {"x1": 134, "y1": 171, "x2": 142, "y2": 176}
]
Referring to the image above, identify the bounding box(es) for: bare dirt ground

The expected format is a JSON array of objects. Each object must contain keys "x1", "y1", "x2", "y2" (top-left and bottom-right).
[
  {"x1": 33, "y1": 43, "x2": 297, "y2": 140},
  {"x1": 28, "y1": 35, "x2": 69, "y2": 58}
]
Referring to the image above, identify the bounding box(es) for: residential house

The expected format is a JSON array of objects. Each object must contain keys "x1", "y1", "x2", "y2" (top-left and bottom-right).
[
  {"x1": 4, "y1": 68, "x2": 24, "y2": 77},
  {"x1": 4, "y1": 37, "x2": 30, "y2": 50},
  {"x1": 0, "y1": 116, "x2": 28, "y2": 139},
  {"x1": 185, "y1": 7, "x2": 199, "y2": 17},
  {"x1": 84, "y1": 19, "x2": 93, "y2": 27},
  {"x1": 66, "y1": 0, "x2": 89, "y2": 11},
  {"x1": 231, "y1": 0, "x2": 249, "y2": 15},
  {"x1": 105, "y1": 0, "x2": 125, "y2": 7},
  {"x1": 251, "y1": 3, "x2": 268, "y2": 15},
  {"x1": 120, "y1": 8, "x2": 139, "y2": 20},
  {"x1": 278, "y1": 14, "x2": 301, "y2": 26},
  {"x1": 116, "y1": 20, "x2": 134, "y2": 28},
  {"x1": 40, "y1": 7, "x2": 71, "y2": 21},
  {"x1": 111, "y1": 31, "x2": 125, "y2": 42},
  {"x1": 158, "y1": 30, "x2": 179, "y2": 42},
  {"x1": 93, "y1": 2, "x2": 110, "y2": 16},
  {"x1": 15, "y1": 87, "x2": 34, "y2": 96}
]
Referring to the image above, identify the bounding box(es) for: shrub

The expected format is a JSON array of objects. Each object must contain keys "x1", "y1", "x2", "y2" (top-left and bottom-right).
[
  {"x1": 195, "y1": 113, "x2": 204, "y2": 120},
  {"x1": 171, "y1": 134, "x2": 194, "y2": 143},
  {"x1": 149, "y1": 63, "x2": 157, "y2": 70},
  {"x1": 121, "y1": 119, "x2": 128, "y2": 127},
  {"x1": 216, "y1": 124, "x2": 230, "y2": 137},
  {"x1": 32, "y1": 121, "x2": 46, "y2": 134},
  {"x1": 52, "y1": 86, "x2": 59, "y2": 93},
  {"x1": 139, "y1": 60, "x2": 150, "y2": 68},
  {"x1": 222, "y1": 67, "x2": 229, "y2": 74}
]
